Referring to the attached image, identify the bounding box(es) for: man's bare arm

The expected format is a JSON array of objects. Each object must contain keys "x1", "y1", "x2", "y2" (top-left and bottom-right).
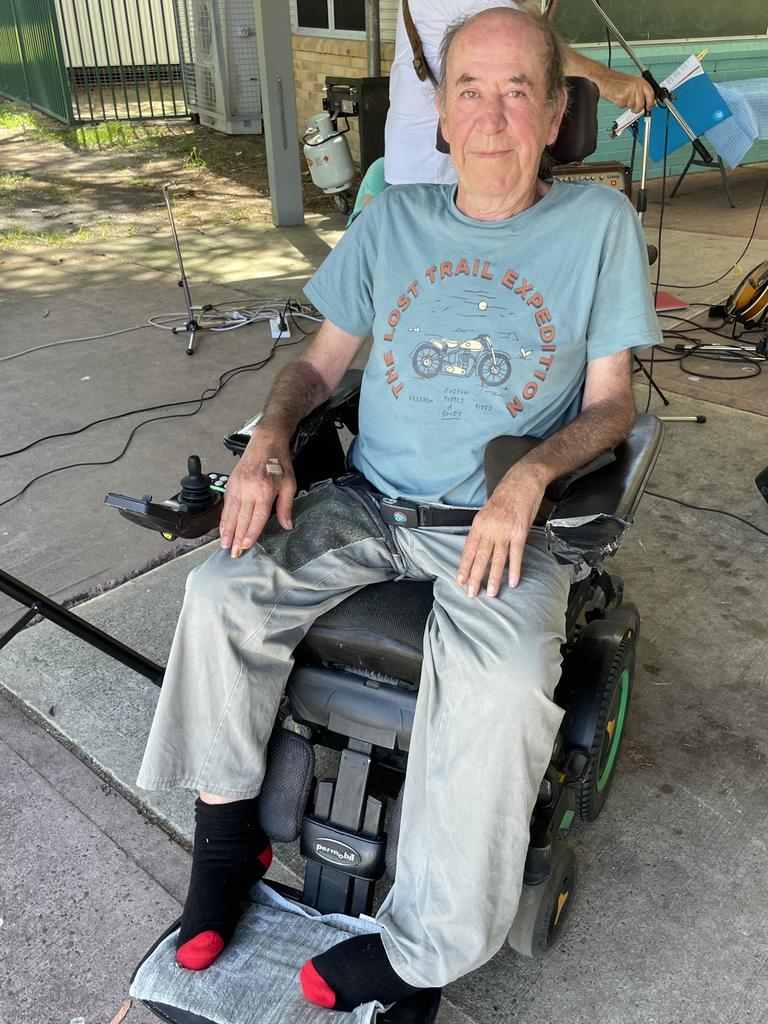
[
  {"x1": 457, "y1": 348, "x2": 635, "y2": 597},
  {"x1": 562, "y1": 47, "x2": 655, "y2": 113},
  {"x1": 219, "y1": 319, "x2": 365, "y2": 557}
]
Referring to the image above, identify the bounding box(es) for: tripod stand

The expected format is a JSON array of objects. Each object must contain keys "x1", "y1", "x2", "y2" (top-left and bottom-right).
[{"x1": 162, "y1": 183, "x2": 214, "y2": 356}]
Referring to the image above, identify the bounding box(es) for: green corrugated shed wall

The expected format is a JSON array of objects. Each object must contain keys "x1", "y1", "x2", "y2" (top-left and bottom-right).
[{"x1": 576, "y1": 38, "x2": 768, "y2": 178}]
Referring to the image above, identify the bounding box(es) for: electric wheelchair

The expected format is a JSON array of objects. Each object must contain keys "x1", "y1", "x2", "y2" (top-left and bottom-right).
[
  {"x1": 111, "y1": 371, "x2": 662, "y2": 1023},
  {"x1": 109, "y1": 77, "x2": 663, "y2": 1023}
]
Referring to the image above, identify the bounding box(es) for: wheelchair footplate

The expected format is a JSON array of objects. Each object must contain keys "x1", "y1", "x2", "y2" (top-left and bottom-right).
[{"x1": 130, "y1": 881, "x2": 441, "y2": 1024}]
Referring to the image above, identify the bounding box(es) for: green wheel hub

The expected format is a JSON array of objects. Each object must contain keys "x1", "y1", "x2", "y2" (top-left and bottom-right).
[{"x1": 597, "y1": 667, "x2": 630, "y2": 792}]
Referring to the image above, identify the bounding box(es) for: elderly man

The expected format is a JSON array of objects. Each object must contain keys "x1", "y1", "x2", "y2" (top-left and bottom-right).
[
  {"x1": 137, "y1": 6, "x2": 661, "y2": 1012},
  {"x1": 385, "y1": 0, "x2": 655, "y2": 186}
]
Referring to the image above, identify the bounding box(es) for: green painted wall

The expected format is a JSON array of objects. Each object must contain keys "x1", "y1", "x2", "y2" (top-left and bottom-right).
[
  {"x1": 554, "y1": 1, "x2": 768, "y2": 44},
  {"x1": 575, "y1": 38, "x2": 768, "y2": 179}
]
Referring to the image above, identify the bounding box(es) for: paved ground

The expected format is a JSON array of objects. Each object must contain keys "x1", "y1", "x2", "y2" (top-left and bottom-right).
[{"x1": 1, "y1": 159, "x2": 768, "y2": 1024}]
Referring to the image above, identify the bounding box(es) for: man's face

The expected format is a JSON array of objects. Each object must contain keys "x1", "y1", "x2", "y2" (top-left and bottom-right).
[{"x1": 438, "y1": 12, "x2": 566, "y2": 209}]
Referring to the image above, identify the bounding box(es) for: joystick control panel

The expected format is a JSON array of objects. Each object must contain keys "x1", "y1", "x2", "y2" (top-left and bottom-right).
[{"x1": 104, "y1": 456, "x2": 226, "y2": 540}]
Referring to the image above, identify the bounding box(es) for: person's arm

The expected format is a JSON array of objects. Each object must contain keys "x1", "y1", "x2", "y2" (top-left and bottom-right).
[
  {"x1": 456, "y1": 347, "x2": 635, "y2": 598},
  {"x1": 562, "y1": 46, "x2": 655, "y2": 113},
  {"x1": 219, "y1": 319, "x2": 365, "y2": 557}
]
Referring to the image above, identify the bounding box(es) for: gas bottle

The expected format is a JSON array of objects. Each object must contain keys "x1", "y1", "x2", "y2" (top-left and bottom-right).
[{"x1": 302, "y1": 113, "x2": 355, "y2": 194}]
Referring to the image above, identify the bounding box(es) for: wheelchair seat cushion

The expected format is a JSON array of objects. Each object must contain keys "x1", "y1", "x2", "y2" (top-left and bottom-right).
[{"x1": 297, "y1": 579, "x2": 434, "y2": 684}]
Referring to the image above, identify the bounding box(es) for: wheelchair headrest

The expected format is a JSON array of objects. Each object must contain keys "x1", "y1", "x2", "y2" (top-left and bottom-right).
[{"x1": 549, "y1": 76, "x2": 599, "y2": 166}]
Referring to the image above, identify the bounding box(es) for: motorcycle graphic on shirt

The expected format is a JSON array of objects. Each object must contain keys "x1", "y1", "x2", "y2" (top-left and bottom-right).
[{"x1": 410, "y1": 334, "x2": 512, "y2": 386}]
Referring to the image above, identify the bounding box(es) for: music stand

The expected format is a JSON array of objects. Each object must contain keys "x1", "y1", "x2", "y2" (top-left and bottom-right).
[{"x1": 577, "y1": 0, "x2": 715, "y2": 420}]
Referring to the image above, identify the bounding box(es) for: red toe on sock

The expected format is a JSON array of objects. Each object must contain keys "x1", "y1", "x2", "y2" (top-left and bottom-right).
[
  {"x1": 176, "y1": 930, "x2": 225, "y2": 970},
  {"x1": 258, "y1": 843, "x2": 273, "y2": 872},
  {"x1": 299, "y1": 959, "x2": 337, "y2": 1009}
]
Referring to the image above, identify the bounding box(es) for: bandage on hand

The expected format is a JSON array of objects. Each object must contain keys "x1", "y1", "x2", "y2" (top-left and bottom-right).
[{"x1": 265, "y1": 457, "x2": 284, "y2": 479}]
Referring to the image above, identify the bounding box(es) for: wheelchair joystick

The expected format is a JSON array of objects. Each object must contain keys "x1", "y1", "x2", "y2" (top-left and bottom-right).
[
  {"x1": 180, "y1": 455, "x2": 218, "y2": 513},
  {"x1": 104, "y1": 454, "x2": 224, "y2": 540}
]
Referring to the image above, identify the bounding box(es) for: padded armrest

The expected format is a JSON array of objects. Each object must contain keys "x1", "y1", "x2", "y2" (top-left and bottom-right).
[
  {"x1": 546, "y1": 414, "x2": 664, "y2": 566},
  {"x1": 223, "y1": 368, "x2": 363, "y2": 457},
  {"x1": 549, "y1": 414, "x2": 663, "y2": 522}
]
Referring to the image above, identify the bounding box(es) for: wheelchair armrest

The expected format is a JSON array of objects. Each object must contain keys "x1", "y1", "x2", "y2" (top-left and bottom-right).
[
  {"x1": 546, "y1": 414, "x2": 664, "y2": 566},
  {"x1": 223, "y1": 368, "x2": 362, "y2": 457}
]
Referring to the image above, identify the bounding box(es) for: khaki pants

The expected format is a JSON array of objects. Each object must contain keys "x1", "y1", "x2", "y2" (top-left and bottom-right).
[{"x1": 138, "y1": 480, "x2": 570, "y2": 987}]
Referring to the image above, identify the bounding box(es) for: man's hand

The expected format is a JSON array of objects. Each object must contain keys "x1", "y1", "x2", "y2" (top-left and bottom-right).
[
  {"x1": 456, "y1": 464, "x2": 547, "y2": 598},
  {"x1": 562, "y1": 47, "x2": 655, "y2": 114},
  {"x1": 219, "y1": 432, "x2": 296, "y2": 557},
  {"x1": 599, "y1": 68, "x2": 655, "y2": 113}
]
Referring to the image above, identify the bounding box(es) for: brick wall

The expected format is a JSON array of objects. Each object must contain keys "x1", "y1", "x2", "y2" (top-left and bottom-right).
[{"x1": 292, "y1": 35, "x2": 394, "y2": 165}]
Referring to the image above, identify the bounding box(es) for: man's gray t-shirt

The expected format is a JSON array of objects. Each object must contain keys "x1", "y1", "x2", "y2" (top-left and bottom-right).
[{"x1": 304, "y1": 180, "x2": 661, "y2": 507}]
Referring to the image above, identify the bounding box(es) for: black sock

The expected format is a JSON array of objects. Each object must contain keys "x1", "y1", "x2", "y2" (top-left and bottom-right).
[
  {"x1": 300, "y1": 933, "x2": 422, "y2": 1011},
  {"x1": 176, "y1": 797, "x2": 272, "y2": 969}
]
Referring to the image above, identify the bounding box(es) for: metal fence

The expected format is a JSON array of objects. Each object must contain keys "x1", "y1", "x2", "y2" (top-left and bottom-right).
[
  {"x1": 54, "y1": 0, "x2": 187, "y2": 120},
  {"x1": 0, "y1": 0, "x2": 188, "y2": 123},
  {"x1": 0, "y1": 0, "x2": 73, "y2": 123}
]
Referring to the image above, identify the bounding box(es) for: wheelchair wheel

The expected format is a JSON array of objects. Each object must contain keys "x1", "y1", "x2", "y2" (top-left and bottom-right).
[
  {"x1": 576, "y1": 635, "x2": 635, "y2": 822},
  {"x1": 507, "y1": 840, "x2": 577, "y2": 958}
]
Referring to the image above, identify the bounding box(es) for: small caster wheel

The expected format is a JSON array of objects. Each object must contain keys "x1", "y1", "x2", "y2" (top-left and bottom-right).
[
  {"x1": 576, "y1": 634, "x2": 635, "y2": 821},
  {"x1": 507, "y1": 840, "x2": 577, "y2": 957},
  {"x1": 333, "y1": 191, "x2": 351, "y2": 214}
]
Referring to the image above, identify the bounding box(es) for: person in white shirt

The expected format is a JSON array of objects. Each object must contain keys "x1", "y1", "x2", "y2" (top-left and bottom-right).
[{"x1": 385, "y1": 0, "x2": 654, "y2": 185}]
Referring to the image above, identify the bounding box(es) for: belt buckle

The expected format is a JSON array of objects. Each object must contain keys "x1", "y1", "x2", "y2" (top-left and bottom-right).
[{"x1": 379, "y1": 497, "x2": 419, "y2": 528}]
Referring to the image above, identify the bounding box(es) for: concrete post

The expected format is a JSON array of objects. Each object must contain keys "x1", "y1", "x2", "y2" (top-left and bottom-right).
[{"x1": 253, "y1": 0, "x2": 304, "y2": 226}]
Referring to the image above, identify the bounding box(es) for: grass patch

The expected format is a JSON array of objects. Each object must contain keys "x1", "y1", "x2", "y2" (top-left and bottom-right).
[
  {"x1": 0, "y1": 222, "x2": 115, "y2": 250},
  {"x1": 0, "y1": 171, "x2": 31, "y2": 186},
  {"x1": 0, "y1": 109, "x2": 39, "y2": 131},
  {"x1": 183, "y1": 145, "x2": 207, "y2": 170},
  {"x1": 62, "y1": 120, "x2": 168, "y2": 151}
]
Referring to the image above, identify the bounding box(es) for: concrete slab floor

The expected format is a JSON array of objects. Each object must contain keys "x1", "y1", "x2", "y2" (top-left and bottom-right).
[
  {"x1": 2, "y1": 390, "x2": 767, "y2": 1023},
  {"x1": 0, "y1": 693, "x2": 190, "y2": 1024},
  {"x1": 0, "y1": 217, "x2": 345, "y2": 633}
]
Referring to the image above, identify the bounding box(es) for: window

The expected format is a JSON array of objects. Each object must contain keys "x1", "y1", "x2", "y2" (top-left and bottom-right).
[{"x1": 296, "y1": 0, "x2": 366, "y2": 34}]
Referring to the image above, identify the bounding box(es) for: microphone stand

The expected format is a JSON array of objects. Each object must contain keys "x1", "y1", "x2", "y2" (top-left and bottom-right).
[
  {"x1": 580, "y1": 0, "x2": 713, "y2": 419},
  {"x1": 162, "y1": 183, "x2": 214, "y2": 356}
]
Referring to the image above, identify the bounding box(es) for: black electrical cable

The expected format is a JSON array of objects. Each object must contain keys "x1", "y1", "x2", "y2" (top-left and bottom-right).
[
  {"x1": 677, "y1": 347, "x2": 762, "y2": 380},
  {"x1": 1, "y1": 389, "x2": 236, "y2": 459},
  {"x1": 646, "y1": 490, "x2": 768, "y2": 539},
  {"x1": 660, "y1": 173, "x2": 768, "y2": 291},
  {"x1": 0, "y1": 312, "x2": 317, "y2": 460},
  {"x1": 0, "y1": 334, "x2": 311, "y2": 510},
  {"x1": 657, "y1": 312, "x2": 732, "y2": 336}
]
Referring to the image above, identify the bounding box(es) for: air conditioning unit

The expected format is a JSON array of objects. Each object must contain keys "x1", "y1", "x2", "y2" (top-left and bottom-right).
[{"x1": 174, "y1": 0, "x2": 262, "y2": 134}]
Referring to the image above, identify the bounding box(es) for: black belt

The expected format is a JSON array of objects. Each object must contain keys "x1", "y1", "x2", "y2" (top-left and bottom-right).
[
  {"x1": 378, "y1": 496, "x2": 477, "y2": 528},
  {"x1": 337, "y1": 471, "x2": 478, "y2": 528}
]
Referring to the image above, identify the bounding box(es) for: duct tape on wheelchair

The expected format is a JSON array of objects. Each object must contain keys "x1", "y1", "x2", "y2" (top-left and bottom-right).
[{"x1": 546, "y1": 513, "x2": 630, "y2": 579}]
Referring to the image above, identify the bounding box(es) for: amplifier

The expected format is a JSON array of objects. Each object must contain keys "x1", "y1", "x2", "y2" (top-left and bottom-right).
[{"x1": 551, "y1": 161, "x2": 631, "y2": 198}]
